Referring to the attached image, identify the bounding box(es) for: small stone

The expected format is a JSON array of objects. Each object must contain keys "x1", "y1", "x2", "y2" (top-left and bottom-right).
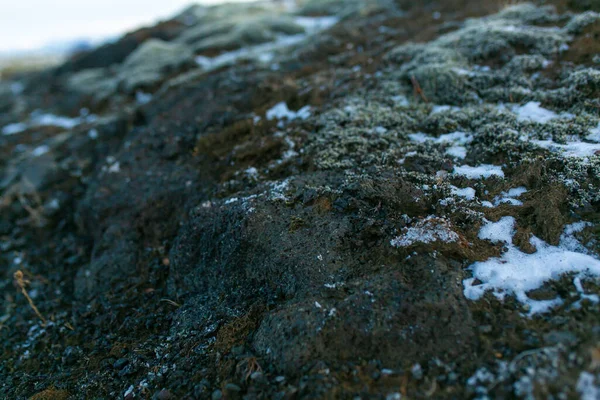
[
  {"x1": 411, "y1": 363, "x2": 423, "y2": 380},
  {"x1": 225, "y1": 383, "x2": 241, "y2": 392},
  {"x1": 153, "y1": 389, "x2": 173, "y2": 400},
  {"x1": 543, "y1": 330, "x2": 578, "y2": 347},
  {"x1": 113, "y1": 358, "x2": 129, "y2": 369},
  {"x1": 211, "y1": 389, "x2": 223, "y2": 400},
  {"x1": 250, "y1": 371, "x2": 264, "y2": 381}
]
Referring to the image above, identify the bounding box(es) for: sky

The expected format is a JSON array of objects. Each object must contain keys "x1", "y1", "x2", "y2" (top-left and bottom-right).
[{"x1": 0, "y1": 0, "x2": 255, "y2": 54}]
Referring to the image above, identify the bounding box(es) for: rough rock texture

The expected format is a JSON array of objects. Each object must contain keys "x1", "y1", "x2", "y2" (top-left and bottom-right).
[{"x1": 1, "y1": 1, "x2": 600, "y2": 399}]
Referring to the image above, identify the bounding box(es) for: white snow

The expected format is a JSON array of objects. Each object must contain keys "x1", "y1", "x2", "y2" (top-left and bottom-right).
[
  {"x1": 491, "y1": 187, "x2": 527, "y2": 206},
  {"x1": 391, "y1": 216, "x2": 460, "y2": 247},
  {"x1": 446, "y1": 145, "x2": 468, "y2": 159},
  {"x1": 532, "y1": 139, "x2": 600, "y2": 158},
  {"x1": 266, "y1": 102, "x2": 311, "y2": 121},
  {"x1": 136, "y1": 91, "x2": 152, "y2": 105},
  {"x1": 2, "y1": 122, "x2": 28, "y2": 135},
  {"x1": 294, "y1": 16, "x2": 339, "y2": 31},
  {"x1": 587, "y1": 122, "x2": 600, "y2": 142},
  {"x1": 124, "y1": 385, "x2": 135, "y2": 398},
  {"x1": 31, "y1": 145, "x2": 50, "y2": 157},
  {"x1": 453, "y1": 164, "x2": 504, "y2": 179},
  {"x1": 430, "y1": 105, "x2": 461, "y2": 114},
  {"x1": 511, "y1": 101, "x2": 573, "y2": 124},
  {"x1": 463, "y1": 217, "x2": 600, "y2": 315},
  {"x1": 196, "y1": 34, "x2": 306, "y2": 70},
  {"x1": 107, "y1": 162, "x2": 121, "y2": 173},
  {"x1": 2, "y1": 111, "x2": 87, "y2": 135},
  {"x1": 451, "y1": 186, "x2": 476, "y2": 200},
  {"x1": 31, "y1": 113, "x2": 80, "y2": 129},
  {"x1": 391, "y1": 95, "x2": 409, "y2": 106},
  {"x1": 577, "y1": 372, "x2": 600, "y2": 400}
]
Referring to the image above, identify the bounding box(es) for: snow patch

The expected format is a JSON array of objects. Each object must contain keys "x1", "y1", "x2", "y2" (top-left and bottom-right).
[
  {"x1": 511, "y1": 101, "x2": 573, "y2": 123},
  {"x1": 391, "y1": 95, "x2": 409, "y2": 106},
  {"x1": 2, "y1": 122, "x2": 28, "y2": 135},
  {"x1": 31, "y1": 113, "x2": 81, "y2": 129},
  {"x1": 453, "y1": 164, "x2": 504, "y2": 179},
  {"x1": 577, "y1": 372, "x2": 600, "y2": 400},
  {"x1": 2, "y1": 111, "x2": 90, "y2": 135},
  {"x1": 266, "y1": 102, "x2": 311, "y2": 122},
  {"x1": 451, "y1": 186, "x2": 476, "y2": 200},
  {"x1": 430, "y1": 105, "x2": 461, "y2": 115},
  {"x1": 532, "y1": 139, "x2": 600, "y2": 158},
  {"x1": 463, "y1": 217, "x2": 600, "y2": 315},
  {"x1": 587, "y1": 122, "x2": 600, "y2": 143},
  {"x1": 31, "y1": 145, "x2": 50, "y2": 157},
  {"x1": 488, "y1": 187, "x2": 527, "y2": 207}
]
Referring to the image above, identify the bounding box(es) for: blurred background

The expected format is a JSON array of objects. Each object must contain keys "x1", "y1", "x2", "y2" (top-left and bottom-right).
[{"x1": 0, "y1": 0, "x2": 256, "y2": 72}]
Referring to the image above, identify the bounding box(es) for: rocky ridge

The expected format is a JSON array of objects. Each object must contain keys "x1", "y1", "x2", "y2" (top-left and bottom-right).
[{"x1": 1, "y1": 0, "x2": 600, "y2": 399}]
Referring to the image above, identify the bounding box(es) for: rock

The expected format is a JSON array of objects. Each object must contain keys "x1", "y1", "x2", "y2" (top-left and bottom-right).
[
  {"x1": 152, "y1": 389, "x2": 173, "y2": 400},
  {"x1": 66, "y1": 68, "x2": 118, "y2": 105},
  {"x1": 543, "y1": 331, "x2": 579, "y2": 346},
  {"x1": 177, "y1": 16, "x2": 306, "y2": 54},
  {"x1": 119, "y1": 39, "x2": 194, "y2": 92},
  {"x1": 3, "y1": 2, "x2": 600, "y2": 400}
]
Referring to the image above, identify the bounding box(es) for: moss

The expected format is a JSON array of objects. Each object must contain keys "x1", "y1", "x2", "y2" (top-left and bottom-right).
[
  {"x1": 182, "y1": 17, "x2": 306, "y2": 54},
  {"x1": 29, "y1": 388, "x2": 70, "y2": 400},
  {"x1": 564, "y1": 11, "x2": 600, "y2": 34}
]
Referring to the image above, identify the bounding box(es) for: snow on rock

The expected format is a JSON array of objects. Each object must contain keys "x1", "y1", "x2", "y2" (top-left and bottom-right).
[
  {"x1": 532, "y1": 139, "x2": 600, "y2": 158},
  {"x1": 453, "y1": 164, "x2": 504, "y2": 179},
  {"x1": 196, "y1": 34, "x2": 306, "y2": 70},
  {"x1": 587, "y1": 122, "x2": 600, "y2": 143},
  {"x1": 266, "y1": 102, "x2": 311, "y2": 121},
  {"x1": 463, "y1": 217, "x2": 600, "y2": 315},
  {"x1": 391, "y1": 216, "x2": 460, "y2": 247},
  {"x1": 31, "y1": 113, "x2": 81, "y2": 129},
  {"x1": 294, "y1": 16, "x2": 340, "y2": 31},
  {"x1": 391, "y1": 95, "x2": 409, "y2": 106},
  {"x1": 2, "y1": 122, "x2": 28, "y2": 135},
  {"x1": 2, "y1": 111, "x2": 87, "y2": 136},
  {"x1": 512, "y1": 101, "x2": 560, "y2": 123},
  {"x1": 430, "y1": 105, "x2": 461, "y2": 115},
  {"x1": 511, "y1": 101, "x2": 576, "y2": 124},
  {"x1": 31, "y1": 145, "x2": 50, "y2": 157}
]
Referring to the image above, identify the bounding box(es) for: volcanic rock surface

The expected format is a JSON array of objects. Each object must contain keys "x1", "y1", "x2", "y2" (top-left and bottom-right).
[{"x1": 1, "y1": 1, "x2": 600, "y2": 399}]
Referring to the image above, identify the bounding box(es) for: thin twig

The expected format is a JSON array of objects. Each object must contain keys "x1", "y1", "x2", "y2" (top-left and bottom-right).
[{"x1": 411, "y1": 75, "x2": 429, "y2": 103}]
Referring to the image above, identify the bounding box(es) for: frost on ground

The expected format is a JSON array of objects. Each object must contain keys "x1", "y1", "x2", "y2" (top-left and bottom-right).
[
  {"x1": 464, "y1": 217, "x2": 600, "y2": 314},
  {"x1": 2, "y1": 1, "x2": 600, "y2": 399},
  {"x1": 390, "y1": 216, "x2": 460, "y2": 247}
]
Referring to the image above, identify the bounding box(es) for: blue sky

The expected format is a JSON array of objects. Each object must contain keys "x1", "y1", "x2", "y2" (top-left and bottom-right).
[{"x1": 0, "y1": 0, "x2": 254, "y2": 54}]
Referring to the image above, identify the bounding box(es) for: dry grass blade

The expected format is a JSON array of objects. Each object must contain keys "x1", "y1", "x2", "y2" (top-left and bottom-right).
[{"x1": 14, "y1": 270, "x2": 46, "y2": 325}]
